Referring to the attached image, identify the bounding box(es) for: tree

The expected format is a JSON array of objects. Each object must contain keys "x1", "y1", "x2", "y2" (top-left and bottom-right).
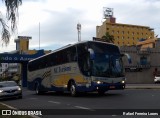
[
  {"x1": 101, "y1": 32, "x2": 114, "y2": 43},
  {"x1": 0, "y1": 0, "x2": 22, "y2": 46}
]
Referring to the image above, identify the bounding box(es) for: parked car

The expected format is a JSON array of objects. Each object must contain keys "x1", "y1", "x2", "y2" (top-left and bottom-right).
[
  {"x1": 0, "y1": 81, "x2": 22, "y2": 99},
  {"x1": 154, "y1": 76, "x2": 160, "y2": 84}
]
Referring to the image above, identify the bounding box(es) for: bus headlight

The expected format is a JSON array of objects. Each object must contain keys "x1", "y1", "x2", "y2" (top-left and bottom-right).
[
  {"x1": 97, "y1": 81, "x2": 102, "y2": 84},
  {"x1": 0, "y1": 90, "x2": 3, "y2": 93},
  {"x1": 121, "y1": 81, "x2": 125, "y2": 84}
]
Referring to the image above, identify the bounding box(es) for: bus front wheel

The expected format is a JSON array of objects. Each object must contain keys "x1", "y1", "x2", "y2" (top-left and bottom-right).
[{"x1": 70, "y1": 82, "x2": 78, "y2": 97}]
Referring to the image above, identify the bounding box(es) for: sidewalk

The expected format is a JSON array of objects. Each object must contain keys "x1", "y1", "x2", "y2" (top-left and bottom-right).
[{"x1": 126, "y1": 84, "x2": 160, "y2": 89}]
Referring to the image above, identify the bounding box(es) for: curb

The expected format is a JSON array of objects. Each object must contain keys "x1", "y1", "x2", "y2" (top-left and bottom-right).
[{"x1": 125, "y1": 85, "x2": 160, "y2": 89}]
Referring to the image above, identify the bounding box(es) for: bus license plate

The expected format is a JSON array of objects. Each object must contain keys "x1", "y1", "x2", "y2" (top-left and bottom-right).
[{"x1": 110, "y1": 86, "x2": 115, "y2": 89}]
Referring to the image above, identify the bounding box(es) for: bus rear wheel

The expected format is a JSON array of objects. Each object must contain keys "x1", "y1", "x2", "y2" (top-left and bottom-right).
[
  {"x1": 35, "y1": 84, "x2": 42, "y2": 95},
  {"x1": 70, "y1": 82, "x2": 78, "y2": 97}
]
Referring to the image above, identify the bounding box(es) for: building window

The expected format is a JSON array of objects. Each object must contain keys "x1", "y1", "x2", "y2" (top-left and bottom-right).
[
  {"x1": 140, "y1": 56, "x2": 148, "y2": 65},
  {"x1": 117, "y1": 31, "x2": 119, "y2": 34}
]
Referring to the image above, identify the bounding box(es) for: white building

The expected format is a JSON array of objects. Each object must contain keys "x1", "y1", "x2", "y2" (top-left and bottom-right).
[
  {"x1": 0, "y1": 63, "x2": 19, "y2": 77},
  {"x1": 0, "y1": 63, "x2": 8, "y2": 77}
]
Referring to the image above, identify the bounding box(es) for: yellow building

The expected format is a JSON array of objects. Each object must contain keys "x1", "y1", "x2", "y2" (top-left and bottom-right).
[
  {"x1": 96, "y1": 17, "x2": 154, "y2": 46},
  {"x1": 14, "y1": 36, "x2": 51, "y2": 54}
]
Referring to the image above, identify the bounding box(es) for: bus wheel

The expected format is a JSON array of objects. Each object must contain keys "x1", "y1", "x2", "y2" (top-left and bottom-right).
[
  {"x1": 35, "y1": 84, "x2": 42, "y2": 95},
  {"x1": 70, "y1": 82, "x2": 78, "y2": 97}
]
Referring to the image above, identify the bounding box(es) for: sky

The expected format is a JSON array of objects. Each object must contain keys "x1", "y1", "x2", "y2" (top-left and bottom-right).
[{"x1": 0, "y1": 0, "x2": 160, "y2": 53}]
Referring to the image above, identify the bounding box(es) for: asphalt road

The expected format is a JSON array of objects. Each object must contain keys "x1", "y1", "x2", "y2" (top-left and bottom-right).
[{"x1": 1, "y1": 88, "x2": 160, "y2": 118}]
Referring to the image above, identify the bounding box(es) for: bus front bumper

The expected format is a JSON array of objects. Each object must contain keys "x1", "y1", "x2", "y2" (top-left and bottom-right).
[{"x1": 76, "y1": 82, "x2": 125, "y2": 92}]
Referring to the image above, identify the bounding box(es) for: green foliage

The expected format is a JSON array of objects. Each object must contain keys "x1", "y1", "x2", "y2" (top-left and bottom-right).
[
  {"x1": 101, "y1": 32, "x2": 114, "y2": 43},
  {"x1": 0, "y1": 0, "x2": 22, "y2": 46}
]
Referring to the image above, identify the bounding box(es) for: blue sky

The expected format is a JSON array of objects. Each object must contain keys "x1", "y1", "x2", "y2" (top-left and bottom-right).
[{"x1": 0, "y1": 0, "x2": 160, "y2": 52}]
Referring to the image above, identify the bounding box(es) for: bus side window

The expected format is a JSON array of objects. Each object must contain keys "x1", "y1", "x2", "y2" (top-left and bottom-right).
[
  {"x1": 65, "y1": 46, "x2": 77, "y2": 63},
  {"x1": 77, "y1": 44, "x2": 90, "y2": 76}
]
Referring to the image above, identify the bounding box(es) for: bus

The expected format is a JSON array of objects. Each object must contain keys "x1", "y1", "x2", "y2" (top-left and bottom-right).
[{"x1": 27, "y1": 40, "x2": 131, "y2": 96}]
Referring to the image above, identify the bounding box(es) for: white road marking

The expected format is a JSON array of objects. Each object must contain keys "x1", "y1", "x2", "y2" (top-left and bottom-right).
[
  {"x1": 74, "y1": 106, "x2": 92, "y2": 110},
  {"x1": 0, "y1": 102, "x2": 17, "y2": 110},
  {"x1": 48, "y1": 101, "x2": 61, "y2": 104}
]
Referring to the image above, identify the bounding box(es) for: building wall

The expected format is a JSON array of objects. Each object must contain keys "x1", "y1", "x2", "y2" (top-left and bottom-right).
[
  {"x1": 120, "y1": 46, "x2": 160, "y2": 84},
  {"x1": 8, "y1": 63, "x2": 19, "y2": 74},
  {"x1": 96, "y1": 18, "x2": 154, "y2": 46},
  {"x1": 0, "y1": 63, "x2": 9, "y2": 77},
  {"x1": 20, "y1": 39, "x2": 29, "y2": 51}
]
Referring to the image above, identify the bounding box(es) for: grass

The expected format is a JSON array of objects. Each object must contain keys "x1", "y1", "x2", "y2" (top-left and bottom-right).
[{"x1": 0, "y1": 103, "x2": 34, "y2": 118}]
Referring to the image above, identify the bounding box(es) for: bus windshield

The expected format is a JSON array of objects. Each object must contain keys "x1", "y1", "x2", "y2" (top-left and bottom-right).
[{"x1": 89, "y1": 42, "x2": 124, "y2": 77}]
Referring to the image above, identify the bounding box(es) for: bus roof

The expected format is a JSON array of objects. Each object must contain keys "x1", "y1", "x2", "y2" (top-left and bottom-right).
[{"x1": 29, "y1": 40, "x2": 117, "y2": 63}]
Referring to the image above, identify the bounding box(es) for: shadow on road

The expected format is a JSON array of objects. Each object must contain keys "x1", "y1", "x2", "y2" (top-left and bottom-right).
[{"x1": 33, "y1": 91, "x2": 124, "y2": 98}]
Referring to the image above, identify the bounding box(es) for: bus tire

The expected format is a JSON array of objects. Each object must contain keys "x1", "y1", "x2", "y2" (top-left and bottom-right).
[
  {"x1": 70, "y1": 82, "x2": 78, "y2": 97},
  {"x1": 35, "y1": 83, "x2": 42, "y2": 95}
]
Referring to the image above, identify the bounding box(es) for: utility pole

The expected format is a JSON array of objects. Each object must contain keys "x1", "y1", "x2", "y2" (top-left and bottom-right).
[{"x1": 39, "y1": 22, "x2": 40, "y2": 49}]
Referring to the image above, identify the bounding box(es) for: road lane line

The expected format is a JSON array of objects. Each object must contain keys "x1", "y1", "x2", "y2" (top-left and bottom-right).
[
  {"x1": 74, "y1": 106, "x2": 91, "y2": 110},
  {"x1": 48, "y1": 101, "x2": 61, "y2": 104}
]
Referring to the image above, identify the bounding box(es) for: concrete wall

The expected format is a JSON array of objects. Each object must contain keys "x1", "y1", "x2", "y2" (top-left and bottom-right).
[
  {"x1": 125, "y1": 68, "x2": 155, "y2": 84},
  {"x1": 120, "y1": 46, "x2": 160, "y2": 84}
]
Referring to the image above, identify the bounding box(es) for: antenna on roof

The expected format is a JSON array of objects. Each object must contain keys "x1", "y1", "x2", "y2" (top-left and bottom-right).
[{"x1": 77, "y1": 23, "x2": 81, "y2": 42}]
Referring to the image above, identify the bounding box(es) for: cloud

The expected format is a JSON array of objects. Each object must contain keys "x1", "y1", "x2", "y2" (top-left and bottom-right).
[
  {"x1": 1, "y1": 0, "x2": 160, "y2": 52},
  {"x1": 18, "y1": 6, "x2": 96, "y2": 50}
]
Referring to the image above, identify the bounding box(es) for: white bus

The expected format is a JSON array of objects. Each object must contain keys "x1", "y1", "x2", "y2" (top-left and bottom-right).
[{"x1": 27, "y1": 41, "x2": 131, "y2": 96}]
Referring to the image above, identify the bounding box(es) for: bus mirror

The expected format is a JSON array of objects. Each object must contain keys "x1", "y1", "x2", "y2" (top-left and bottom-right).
[
  {"x1": 88, "y1": 48, "x2": 95, "y2": 60},
  {"x1": 121, "y1": 53, "x2": 132, "y2": 64}
]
